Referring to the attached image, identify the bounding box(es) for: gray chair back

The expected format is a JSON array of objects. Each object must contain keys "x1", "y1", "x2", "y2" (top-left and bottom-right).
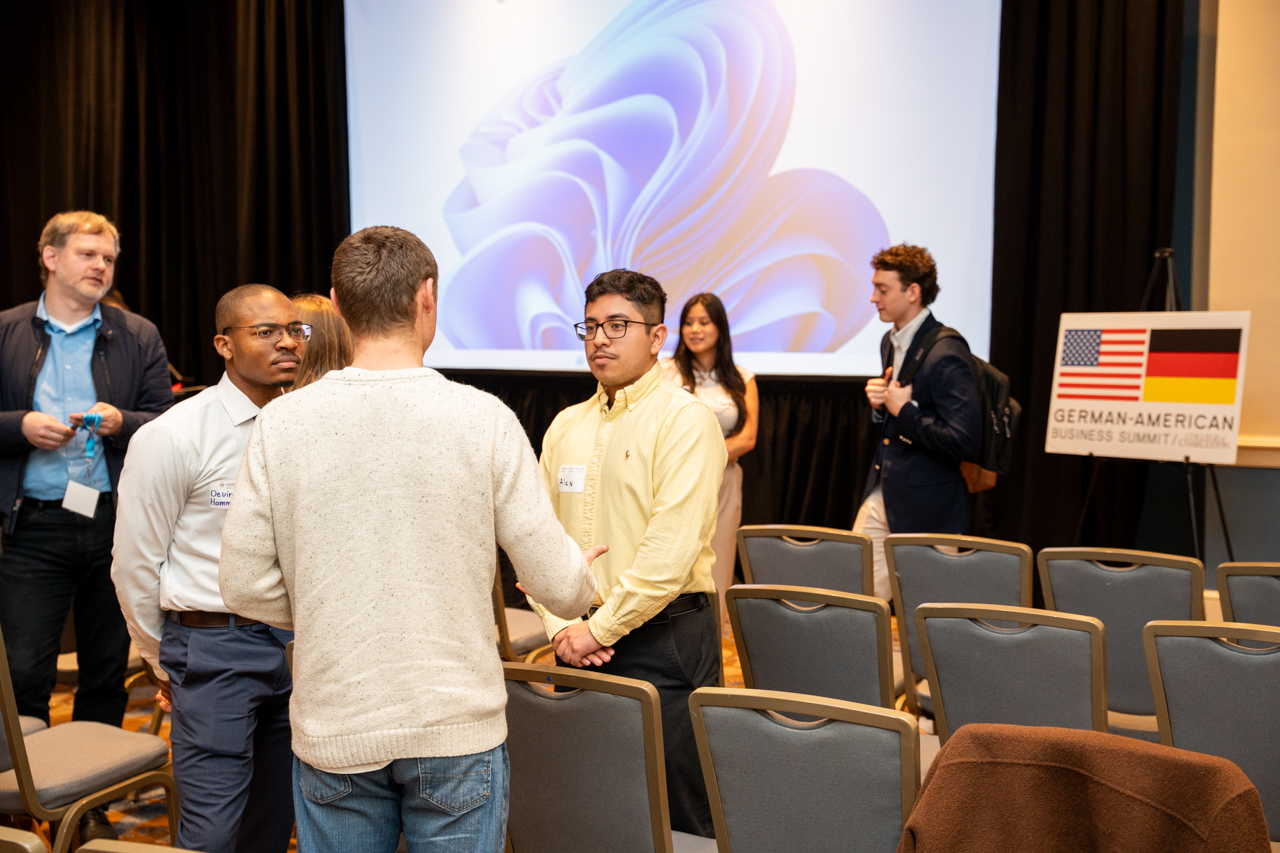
[
  {"x1": 503, "y1": 662, "x2": 673, "y2": 853},
  {"x1": 726, "y1": 585, "x2": 893, "y2": 708},
  {"x1": 886, "y1": 535, "x2": 1033, "y2": 714},
  {"x1": 1145, "y1": 620, "x2": 1280, "y2": 841},
  {"x1": 916, "y1": 604, "x2": 1107, "y2": 744},
  {"x1": 690, "y1": 687, "x2": 918, "y2": 853},
  {"x1": 737, "y1": 526, "x2": 873, "y2": 597},
  {"x1": 1039, "y1": 548, "x2": 1203, "y2": 717},
  {"x1": 1218, "y1": 563, "x2": 1280, "y2": 634}
]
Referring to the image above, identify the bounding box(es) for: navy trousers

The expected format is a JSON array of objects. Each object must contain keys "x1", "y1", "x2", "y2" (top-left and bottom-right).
[
  {"x1": 160, "y1": 618, "x2": 295, "y2": 853},
  {"x1": 0, "y1": 501, "x2": 129, "y2": 726}
]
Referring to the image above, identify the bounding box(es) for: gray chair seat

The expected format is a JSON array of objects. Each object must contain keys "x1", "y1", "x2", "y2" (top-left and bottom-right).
[
  {"x1": 0, "y1": 722, "x2": 169, "y2": 812},
  {"x1": 671, "y1": 831, "x2": 718, "y2": 853},
  {"x1": 504, "y1": 608, "x2": 549, "y2": 657},
  {"x1": 0, "y1": 717, "x2": 47, "y2": 774}
]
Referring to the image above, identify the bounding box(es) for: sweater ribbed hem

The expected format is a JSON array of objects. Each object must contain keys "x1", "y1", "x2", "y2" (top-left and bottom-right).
[{"x1": 293, "y1": 711, "x2": 508, "y2": 771}]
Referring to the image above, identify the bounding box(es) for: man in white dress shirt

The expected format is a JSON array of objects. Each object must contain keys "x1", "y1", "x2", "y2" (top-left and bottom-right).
[{"x1": 111, "y1": 284, "x2": 307, "y2": 853}]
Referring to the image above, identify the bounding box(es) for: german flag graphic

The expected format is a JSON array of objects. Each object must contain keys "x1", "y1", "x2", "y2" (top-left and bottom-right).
[{"x1": 1143, "y1": 329, "x2": 1240, "y2": 404}]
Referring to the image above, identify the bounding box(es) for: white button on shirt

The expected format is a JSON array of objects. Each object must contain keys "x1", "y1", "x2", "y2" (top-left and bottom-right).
[{"x1": 111, "y1": 373, "x2": 261, "y2": 678}]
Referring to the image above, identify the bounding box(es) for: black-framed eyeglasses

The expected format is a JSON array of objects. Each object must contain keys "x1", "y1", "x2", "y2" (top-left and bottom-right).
[
  {"x1": 221, "y1": 323, "x2": 312, "y2": 343},
  {"x1": 574, "y1": 319, "x2": 656, "y2": 341}
]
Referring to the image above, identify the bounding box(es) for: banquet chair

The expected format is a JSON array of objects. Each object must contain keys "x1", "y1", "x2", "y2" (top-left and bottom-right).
[
  {"x1": 916, "y1": 603, "x2": 1107, "y2": 744},
  {"x1": 503, "y1": 662, "x2": 715, "y2": 853},
  {"x1": 1145, "y1": 620, "x2": 1280, "y2": 848},
  {"x1": 493, "y1": 572, "x2": 551, "y2": 662},
  {"x1": 1039, "y1": 547, "x2": 1203, "y2": 741},
  {"x1": 737, "y1": 526, "x2": 874, "y2": 597},
  {"x1": 689, "y1": 687, "x2": 919, "y2": 853},
  {"x1": 0, "y1": 826, "x2": 45, "y2": 853},
  {"x1": 0, "y1": 626, "x2": 179, "y2": 853},
  {"x1": 0, "y1": 718, "x2": 46, "y2": 775},
  {"x1": 900, "y1": 723, "x2": 1272, "y2": 853},
  {"x1": 886, "y1": 534, "x2": 1033, "y2": 715},
  {"x1": 1218, "y1": 562, "x2": 1280, "y2": 633},
  {"x1": 726, "y1": 585, "x2": 894, "y2": 708}
]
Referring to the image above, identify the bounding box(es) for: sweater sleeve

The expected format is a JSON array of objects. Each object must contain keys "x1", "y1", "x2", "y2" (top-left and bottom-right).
[
  {"x1": 491, "y1": 405, "x2": 597, "y2": 621},
  {"x1": 218, "y1": 416, "x2": 294, "y2": 628}
]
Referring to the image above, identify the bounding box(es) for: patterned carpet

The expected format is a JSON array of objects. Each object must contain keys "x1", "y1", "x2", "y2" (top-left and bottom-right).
[{"x1": 20, "y1": 631, "x2": 747, "y2": 848}]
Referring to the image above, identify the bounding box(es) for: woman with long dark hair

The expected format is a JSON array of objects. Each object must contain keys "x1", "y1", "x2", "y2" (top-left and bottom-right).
[{"x1": 662, "y1": 293, "x2": 758, "y2": 631}]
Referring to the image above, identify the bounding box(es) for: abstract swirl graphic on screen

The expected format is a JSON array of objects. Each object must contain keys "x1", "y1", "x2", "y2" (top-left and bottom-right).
[{"x1": 440, "y1": 0, "x2": 889, "y2": 352}]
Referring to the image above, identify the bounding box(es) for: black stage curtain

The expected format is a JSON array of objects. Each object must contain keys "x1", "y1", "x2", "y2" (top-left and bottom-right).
[
  {"x1": 0, "y1": 0, "x2": 350, "y2": 385},
  {"x1": 442, "y1": 371, "x2": 876, "y2": 534},
  {"x1": 987, "y1": 0, "x2": 1184, "y2": 552}
]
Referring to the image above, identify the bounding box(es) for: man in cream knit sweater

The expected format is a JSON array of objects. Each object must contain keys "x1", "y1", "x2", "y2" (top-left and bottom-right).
[{"x1": 219, "y1": 226, "x2": 602, "y2": 853}]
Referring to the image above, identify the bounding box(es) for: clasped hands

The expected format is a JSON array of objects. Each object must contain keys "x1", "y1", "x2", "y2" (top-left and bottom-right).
[
  {"x1": 865, "y1": 368, "x2": 913, "y2": 417},
  {"x1": 21, "y1": 403, "x2": 123, "y2": 450},
  {"x1": 518, "y1": 543, "x2": 615, "y2": 668}
]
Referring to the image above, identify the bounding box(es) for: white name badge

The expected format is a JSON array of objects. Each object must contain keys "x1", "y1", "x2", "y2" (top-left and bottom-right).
[
  {"x1": 557, "y1": 465, "x2": 586, "y2": 493},
  {"x1": 62, "y1": 480, "x2": 101, "y2": 518},
  {"x1": 210, "y1": 481, "x2": 235, "y2": 508}
]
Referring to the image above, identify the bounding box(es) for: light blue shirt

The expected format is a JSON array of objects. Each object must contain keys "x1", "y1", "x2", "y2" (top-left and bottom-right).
[{"x1": 22, "y1": 294, "x2": 111, "y2": 499}]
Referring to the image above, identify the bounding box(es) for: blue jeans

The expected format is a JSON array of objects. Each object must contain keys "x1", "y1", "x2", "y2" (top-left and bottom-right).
[{"x1": 294, "y1": 744, "x2": 510, "y2": 853}]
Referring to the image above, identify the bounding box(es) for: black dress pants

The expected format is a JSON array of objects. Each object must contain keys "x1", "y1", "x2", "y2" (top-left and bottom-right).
[
  {"x1": 0, "y1": 501, "x2": 129, "y2": 726},
  {"x1": 559, "y1": 598, "x2": 720, "y2": 838}
]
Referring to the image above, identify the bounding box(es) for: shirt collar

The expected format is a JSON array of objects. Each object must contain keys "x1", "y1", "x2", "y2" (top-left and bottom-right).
[
  {"x1": 36, "y1": 293, "x2": 102, "y2": 335},
  {"x1": 597, "y1": 361, "x2": 665, "y2": 417},
  {"x1": 217, "y1": 372, "x2": 262, "y2": 426},
  {"x1": 890, "y1": 307, "x2": 931, "y2": 352}
]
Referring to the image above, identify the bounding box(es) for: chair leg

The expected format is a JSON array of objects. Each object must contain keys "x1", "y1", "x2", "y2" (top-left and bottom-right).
[
  {"x1": 148, "y1": 703, "x2": 166, "y2": 736},
  {"x1": 164, "y1": 775, "x2": 181, "y2": 845},
  {"x1": 49, "y1": 812, "x2": 76, "y2": 853}
]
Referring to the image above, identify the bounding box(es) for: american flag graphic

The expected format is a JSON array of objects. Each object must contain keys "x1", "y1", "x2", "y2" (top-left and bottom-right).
[{"x1": 1054, "y1": 328, "x2": 1149, "y2": 401}]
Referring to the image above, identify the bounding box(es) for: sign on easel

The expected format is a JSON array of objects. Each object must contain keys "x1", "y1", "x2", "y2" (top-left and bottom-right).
[{"x1": 1045, "y1": 311, "x2": 1250, "y2": 464}]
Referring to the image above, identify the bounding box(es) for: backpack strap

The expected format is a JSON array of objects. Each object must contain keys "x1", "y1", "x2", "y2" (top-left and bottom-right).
[{"x1": 897, "y1": 326, "x2": 966, "y2": 387}]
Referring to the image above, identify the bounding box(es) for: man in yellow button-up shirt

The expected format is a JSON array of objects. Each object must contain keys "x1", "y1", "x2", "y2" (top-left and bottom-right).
[{"x1": 528, "y1": 269, "x2": 726, "y2": 838}]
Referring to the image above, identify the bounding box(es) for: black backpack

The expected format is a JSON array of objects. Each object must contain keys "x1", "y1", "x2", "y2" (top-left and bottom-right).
[{"x1": 894, "y1": 326, "x2": 1021, "y2": 481}]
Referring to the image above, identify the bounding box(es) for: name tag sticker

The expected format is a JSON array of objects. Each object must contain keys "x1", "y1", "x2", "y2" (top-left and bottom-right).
[
  {"x1": 558, "y1": 465, "x2": 586, "y2": 493},
  {"x1": 210, "y1": 481, "x2": 235, "y2": 508},
  {"x1": 62, "y1": 480, "x2": 100, "y2": 518}
]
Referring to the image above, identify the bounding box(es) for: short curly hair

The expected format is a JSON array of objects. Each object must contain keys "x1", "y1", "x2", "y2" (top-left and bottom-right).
[
  {"x1": 583, "y1": 269, "x2": 667, "y2": 325},
  {"x1": 871, "y1": 244, "x2": 939, "y2": 306}
]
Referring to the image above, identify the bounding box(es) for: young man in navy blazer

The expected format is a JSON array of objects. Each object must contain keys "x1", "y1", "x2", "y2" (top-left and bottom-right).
[{"x1": 857, "y1": 244, "x2": 981, "y2": 601}]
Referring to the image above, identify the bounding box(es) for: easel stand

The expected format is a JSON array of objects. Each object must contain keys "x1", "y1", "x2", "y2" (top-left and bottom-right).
[{"x1": 1073, "y1": 248, "x2": 1236, "y2": 564}]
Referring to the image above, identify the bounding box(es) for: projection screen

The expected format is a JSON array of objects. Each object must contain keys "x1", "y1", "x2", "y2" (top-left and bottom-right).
[{"x1": 345, "y1": 0, "x2": 1001, "y2": 374}]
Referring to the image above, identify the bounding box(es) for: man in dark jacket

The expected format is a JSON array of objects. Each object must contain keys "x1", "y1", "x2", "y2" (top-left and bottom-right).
[
  {"x1": 858, "y1": 244, "x2": 980, "y2": 601},
  {"x1": 0, "y1": 211, "x2": 172, "y2": 841}
]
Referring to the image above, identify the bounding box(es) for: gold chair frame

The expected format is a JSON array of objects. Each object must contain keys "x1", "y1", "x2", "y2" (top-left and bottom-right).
[
  {"x1": 725, "y1": 584, "x2": 894, "y2": 708},
  {"x1": 915, "y1": 603, "x2": 1108, "y2": 744},
  {"x1": 0, "y1": 630, "x2": 179, "y2": 853},
  {"x1": 737, "y1": 525, "x2": 874, "y2": 597},
  {"x1": 886, "y1": 534, "x2": 1033, "y2": 715},
  {"x1": 502, "y1": 662, "x2": 674, "y2": 853},
  {"x1": 689, "y1": 686, "x2": 920, "y2": 853}
]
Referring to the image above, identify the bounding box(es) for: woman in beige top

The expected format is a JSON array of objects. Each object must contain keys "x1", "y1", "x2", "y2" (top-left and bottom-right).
[{"x1": 662, "y1": 293, "x2": 758, "y2": 632}]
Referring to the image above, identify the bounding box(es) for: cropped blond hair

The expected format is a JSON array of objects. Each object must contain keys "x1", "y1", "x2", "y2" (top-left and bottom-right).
[{"x1": 38, "y1": 211, "x2": 121, "y2": 284}]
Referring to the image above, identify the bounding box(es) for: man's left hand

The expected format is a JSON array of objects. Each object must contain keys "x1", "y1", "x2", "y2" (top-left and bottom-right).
[
  {"x1": 885, "y1": 380, "x2": 913, "y2": 417},
  {"x1": 553, "y1": 621, "x2": 614, "y2": 668},
  {"x1": 70, "y1": 403, "x2": 123, "y2": 436}
]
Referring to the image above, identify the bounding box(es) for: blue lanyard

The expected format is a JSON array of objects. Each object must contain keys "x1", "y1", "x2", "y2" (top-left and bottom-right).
[{"x1": 81, "y1": 412, "x2": 102, "y2": 460}]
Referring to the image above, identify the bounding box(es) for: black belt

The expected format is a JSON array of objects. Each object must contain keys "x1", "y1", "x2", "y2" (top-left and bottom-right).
[
  {"x1": 21, "y1": 493, "x2": 113, "y2": 511},
  {"x1": 168, "y1": 611, "x2": 262, "y2": 628},
  {"x1": 588, "y1": 592, "x2": 708, "y2": 624}
]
